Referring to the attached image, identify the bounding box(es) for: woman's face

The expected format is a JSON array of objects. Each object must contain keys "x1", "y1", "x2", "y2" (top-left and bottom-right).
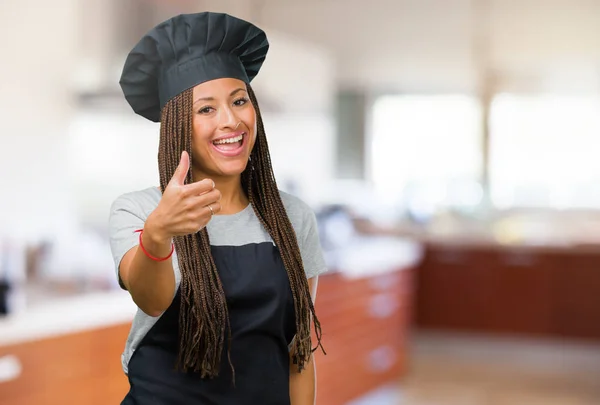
[{"x1": 190, "y1": 78, "x2": 257, "y2": 180}]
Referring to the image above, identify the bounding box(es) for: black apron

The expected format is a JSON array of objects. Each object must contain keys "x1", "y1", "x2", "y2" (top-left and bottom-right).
[{"x1": 122, "y1": 242, "x2": 297, "y2": 405}]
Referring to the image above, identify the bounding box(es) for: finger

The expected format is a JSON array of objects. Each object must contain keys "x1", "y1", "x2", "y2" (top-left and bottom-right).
[
  {"x1": 207, "y1": 202, "x2": 222, "y2": 216},
  {"x1": 183, "y1": 178, "x2": 215, "y2": 196},
  {"x1": 170, "y1": 151, "x2": 190, "y2": 186},
  {"x1": 193, "y1": 188, "x2": 221, "y2": 207},
  {"x1": 188, "y1": 192, "x2": 220, "y2": 215}
]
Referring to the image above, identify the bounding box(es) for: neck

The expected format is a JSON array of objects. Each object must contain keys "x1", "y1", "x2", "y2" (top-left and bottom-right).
[{"x1": 193, "y1": 170, "x2": 248, "y2": 215}]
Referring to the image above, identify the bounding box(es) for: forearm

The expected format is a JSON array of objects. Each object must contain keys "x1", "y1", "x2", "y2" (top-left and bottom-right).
[
  {"x1": 123, "y1": 217, "x2": 176, "y2": 316},
  {"x1": 289, "y1": 354, "x2": 316, "y2": 405}
]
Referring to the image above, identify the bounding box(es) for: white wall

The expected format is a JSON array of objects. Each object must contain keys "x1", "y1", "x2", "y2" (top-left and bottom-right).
[
  {"x1": 251, "y1": 30, "x2": 336, "y2": 115},
  {"x1": 261, "y1": 112, "x2": 336, "y2": 207},
  {"x1": 0, "y1": 0, "x2": 81, "y2": 242},
  {"x1": 250, "y1": 30, "x2": 337, "y2": 207},
  {"x1": 66, "y1": 108, "x2": 161, "y2": 225},
  {"x1": 260, "y1": 0, "x2": 600, "y2": 93}
]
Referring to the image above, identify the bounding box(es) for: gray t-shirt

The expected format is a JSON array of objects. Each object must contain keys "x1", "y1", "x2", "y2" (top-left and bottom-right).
[{"x1": 108, "y1": 186, "x2": 327, "y2": 374}]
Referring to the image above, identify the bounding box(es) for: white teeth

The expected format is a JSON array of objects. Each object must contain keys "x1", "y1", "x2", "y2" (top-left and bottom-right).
[{"x1": 213, "y1": 134, "x2": 243, "y2": 145}]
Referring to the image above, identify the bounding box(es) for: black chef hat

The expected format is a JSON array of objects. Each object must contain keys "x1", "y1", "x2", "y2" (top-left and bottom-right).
[{"x1": 119, "y1": 12, "x2": 269, "y2": 122}]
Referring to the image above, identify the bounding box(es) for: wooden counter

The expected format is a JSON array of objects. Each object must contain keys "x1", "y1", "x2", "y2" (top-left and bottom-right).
[
  {"x1": 313, "y1": 267, "x2": 414, "y2": 405},
  {"x1": 415, "y1": 242, "x2": 600, "y2": 340},
  {"x1": 0, "y1": 323, "x2": 131, "y2": 405},
  {"x1": 0, "y1": 290, "x2": 137, "y2": 405}
]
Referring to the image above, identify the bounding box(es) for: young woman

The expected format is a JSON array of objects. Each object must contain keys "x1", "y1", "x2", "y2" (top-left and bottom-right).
[{"x1": 108, "y1": 11, "x2": 326, "y2": 405}]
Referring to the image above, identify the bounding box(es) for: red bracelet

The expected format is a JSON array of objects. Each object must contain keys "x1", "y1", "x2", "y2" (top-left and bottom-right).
[{"x1": 134, "y1": 229, "x2": 174, "y2": 262}]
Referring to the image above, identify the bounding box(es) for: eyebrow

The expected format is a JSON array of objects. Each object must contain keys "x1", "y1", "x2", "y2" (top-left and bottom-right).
[{"x1": 193, "y1": 88, "x2": 247, "y2": 104}]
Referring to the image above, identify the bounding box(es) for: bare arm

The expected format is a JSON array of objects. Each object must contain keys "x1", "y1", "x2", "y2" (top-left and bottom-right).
[
  {"x1": 118, "y1": 215, "x2": 176, "y2": 317},
  {"x1": 289, "y1": 276, "x2": 319, "y2": 405}
]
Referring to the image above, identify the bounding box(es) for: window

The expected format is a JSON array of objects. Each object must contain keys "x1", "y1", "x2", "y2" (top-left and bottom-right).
[
  {"x1": 369, "y1": 94, "x2": 483, "y2": 215},
  {"x1": 489, "y1": 94, "x2": 600, "y2": 209}
]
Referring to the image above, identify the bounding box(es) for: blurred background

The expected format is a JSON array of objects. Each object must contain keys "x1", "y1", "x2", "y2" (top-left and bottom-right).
[{"x1": 1, "y1": 0, "x2": 600, "y2": 404}]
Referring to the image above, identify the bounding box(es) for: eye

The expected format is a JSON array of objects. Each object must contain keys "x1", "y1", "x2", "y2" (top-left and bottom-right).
[
  {"x1": 198, "y1": 106, "x2": 214, "y2": 114},
  {"x1": 233, "y1": 97, "x2": 249, "y2": 107}
]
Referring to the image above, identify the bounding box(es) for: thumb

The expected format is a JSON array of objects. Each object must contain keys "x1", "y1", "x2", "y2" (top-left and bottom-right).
[{"x1": 171, "y1": 151, "x2": 190, "y2": 186}]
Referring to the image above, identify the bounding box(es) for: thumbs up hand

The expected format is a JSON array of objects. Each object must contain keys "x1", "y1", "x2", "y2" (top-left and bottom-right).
[{"x1": 145, "y1": 151, "x2": 221, "y2": 244}]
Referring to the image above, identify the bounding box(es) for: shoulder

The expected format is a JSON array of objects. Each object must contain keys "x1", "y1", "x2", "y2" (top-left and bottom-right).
[
  {"x1": 109, "y1": 186, "x2": 162, "y2": 220},
  {"x1": 107, "y1": 187, "x2": 162, "y2": 274},
  {"x1": 111, "y1": 186, "x2": 162, "y2": 210},
  {"x1": 279, "y1": 190, "x2": 315, "y2": 221},
  {"x1": 279, "y1": 190, "x2": 327, "y2": 279},
  {"x1": 278, "y1": 190, "x2": 318, "y2": 238},
  {"x1": 279, "y1": 190, "x2": 313, "y2": 216}
]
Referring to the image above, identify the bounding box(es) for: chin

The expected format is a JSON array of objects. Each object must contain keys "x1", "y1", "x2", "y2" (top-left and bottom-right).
[{"x1": 216, "y1": 160, "x2": 249, "y2": 177}]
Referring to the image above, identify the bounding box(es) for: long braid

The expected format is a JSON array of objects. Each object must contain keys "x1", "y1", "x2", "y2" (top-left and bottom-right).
[
  {"x1": 156, "y1": 85, "x2": 324, "y2": 379},
  {"x1": 245, "y1": 85, "x2": 324, "y2": 370}
]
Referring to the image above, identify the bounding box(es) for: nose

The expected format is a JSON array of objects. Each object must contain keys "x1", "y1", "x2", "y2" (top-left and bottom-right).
[{"x1": 218, "y1": 104, "x2": 239, "y2": 130}]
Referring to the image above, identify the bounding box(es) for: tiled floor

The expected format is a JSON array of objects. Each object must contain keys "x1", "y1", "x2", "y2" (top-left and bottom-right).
[{"x1": 351, "y1": 331, "x2": 600, "y2": 405}]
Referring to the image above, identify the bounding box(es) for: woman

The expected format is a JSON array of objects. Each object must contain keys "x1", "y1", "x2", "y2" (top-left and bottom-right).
[{"x1": 108, "y1": 12, "x2": 326, "y2": 405}]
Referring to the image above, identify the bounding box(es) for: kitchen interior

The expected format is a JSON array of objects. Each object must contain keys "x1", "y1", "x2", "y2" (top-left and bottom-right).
[{"x1": 2, "y1": 0, "x2": 600, "y2": 404}]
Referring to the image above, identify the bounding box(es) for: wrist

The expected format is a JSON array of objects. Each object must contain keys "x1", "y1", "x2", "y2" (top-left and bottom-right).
[
  {"x1": 136, "y1": 228, "x2": 174, "y2": 262},
  {"x1": 144, "y1": 212, "x2": 172, "y2": 246}
]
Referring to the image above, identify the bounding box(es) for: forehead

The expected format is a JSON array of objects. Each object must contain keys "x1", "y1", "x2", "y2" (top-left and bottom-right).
[{"x1": 193, "y1": 78, "x2": 248, "y2": 99}]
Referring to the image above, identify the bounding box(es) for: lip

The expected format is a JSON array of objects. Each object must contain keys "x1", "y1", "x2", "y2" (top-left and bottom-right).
[{"x1": 210, "y1": 131, "x2": 247, "y2": 157}]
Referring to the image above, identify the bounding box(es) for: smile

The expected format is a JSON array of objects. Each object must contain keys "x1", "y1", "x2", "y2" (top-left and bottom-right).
[{"x1": 211, "y1": 132, "x2": 246, "y2": 157}]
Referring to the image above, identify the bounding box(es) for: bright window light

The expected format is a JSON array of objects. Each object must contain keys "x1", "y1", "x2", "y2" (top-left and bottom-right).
[
  {"x1": 369, "y1": 94, "x2": 483, "y2": 214},
  {"x1": 490, "y1": 94, "x2": 600, "y2": 209}
]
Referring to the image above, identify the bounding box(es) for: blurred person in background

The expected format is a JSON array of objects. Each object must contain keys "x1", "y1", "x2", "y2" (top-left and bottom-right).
[{"x1": 108, "y1": 12, "x2": 327, "y2": 405}]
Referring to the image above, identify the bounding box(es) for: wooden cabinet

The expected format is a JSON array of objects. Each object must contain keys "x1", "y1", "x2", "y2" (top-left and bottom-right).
[
  {"x1": 415, "y1": 243, "x2": 600, "y2": 340},
  {"x1": 415, "y1": 246, "x2": 495, "y2": 330},
  {"x1": 313, "y1": 268, "x2": 414, "y2": 405},
  {"x1": 550, "y1": 251, "x2": 600, "y2": 339},
  {"x1": 0, "y1": 324, "x2": 131, "y2": 405},
  {"x1": 486, "y1": 248, "x2": 555, "y2": 335}
]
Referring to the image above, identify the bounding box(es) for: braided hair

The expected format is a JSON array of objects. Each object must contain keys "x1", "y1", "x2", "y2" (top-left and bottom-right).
[{"x1": 157, "y1": 84, "x2": 324, "y2": 379}]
